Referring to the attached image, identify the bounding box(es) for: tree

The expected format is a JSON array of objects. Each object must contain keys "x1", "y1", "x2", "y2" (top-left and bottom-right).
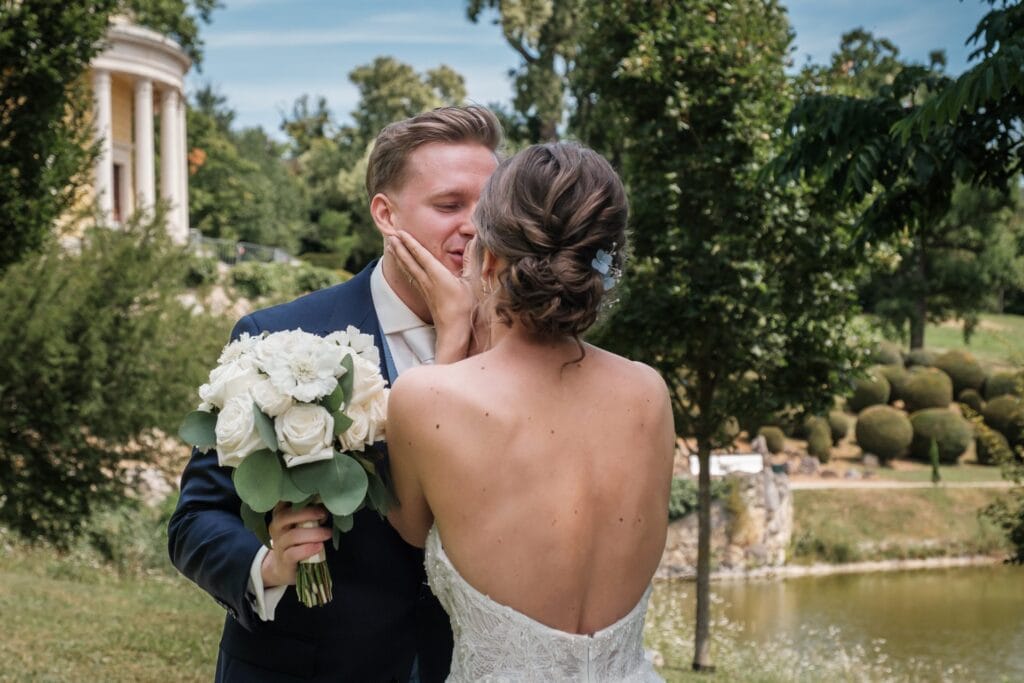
[
  {"x1": 467, "y1": 0, "x2": 582, "y2": 142},
  {"x1": 347, "y1": 57, "x2": 467, "y2": 147},
  {"x1": 187, "y1": 86, "x2": 307, "y2": 251},
  {"x1": 894, "y1": 0, "x2": 1023, "y2": 188},
  {"x1": 773, "y1": 16, "x2": 1021, "y2": 349},
  {"x1": 0, "y1": 0, "x2": 117, "y2": 272},
  {"x1": 571, "y1": 1, "x2": 863, "y2": 670}
]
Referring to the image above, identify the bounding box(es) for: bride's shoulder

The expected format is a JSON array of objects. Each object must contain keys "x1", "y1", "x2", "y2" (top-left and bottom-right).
[
  {"x1": 387, "y1": 364, "x2": 471, "y2": 419},
  {"x1": 591, "y1": 347, "x2": 668, "y2": 391}
]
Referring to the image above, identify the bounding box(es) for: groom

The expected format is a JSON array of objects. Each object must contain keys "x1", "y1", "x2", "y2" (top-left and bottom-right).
[{"x1": 168, "y1": 105, "x2": 503, "y2": 682}]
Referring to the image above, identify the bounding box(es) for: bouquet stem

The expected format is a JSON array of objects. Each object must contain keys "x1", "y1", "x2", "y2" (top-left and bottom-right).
[{"x1": 295, "y1": 515, "x2": 332, "y2": 608}]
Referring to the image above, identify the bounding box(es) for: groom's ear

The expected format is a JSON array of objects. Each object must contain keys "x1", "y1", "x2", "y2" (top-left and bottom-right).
[{"x1": 370, "y1": 193, "x2": 397, "y2": 237}]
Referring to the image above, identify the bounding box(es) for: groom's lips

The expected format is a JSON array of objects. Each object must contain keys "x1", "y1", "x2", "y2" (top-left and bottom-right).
[{"x1": 448, "y1": 249, "x2": 464, "y2": 269}]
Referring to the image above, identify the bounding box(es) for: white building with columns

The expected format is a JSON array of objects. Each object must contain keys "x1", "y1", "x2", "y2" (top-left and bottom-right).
[{"x1": 89, "y1": 17, "x2": 192, "y2": 243}]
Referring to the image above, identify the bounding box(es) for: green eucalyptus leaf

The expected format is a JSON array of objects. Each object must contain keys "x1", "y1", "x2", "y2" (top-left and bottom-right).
[
  {"x1": 318, "y1": 452, "x2": 368, "y2": 516},
  {"x1": 332, "y1": 525, "x2": 342, "y2": 551},
  {"x1": 233, "y1": 449, "x2": 283, "y2": 513},
  {"x1": 179, "y1": 410, "x2": 217, "y2": 449},
  {"x1": 366, "y1": 473, "x2": 394, "y2": 516},
  {"x1": 252, "y1": 402, "x2": 278, "y2": 451},
  {"x1": 340, "y1": 354, "x2": 355, "y2": 404},
  {"x1": 333, "y1": 411, "x2": 354, "y2": 436},
  {"x1": 280, "y1": 468, "x2": 313, "y2": 504},
  {"x1": 289, "y1": 458, "x2": 326, "y2": 494},
  {"x1": 334, "y1": 513, "x2": 354, "y2": 534},
  {"x1": 240, "y1": 502, "x2": 271, "y2": 548},
  {"x1": 323, "y1": 382, "x2": 345, "y2": 414}
]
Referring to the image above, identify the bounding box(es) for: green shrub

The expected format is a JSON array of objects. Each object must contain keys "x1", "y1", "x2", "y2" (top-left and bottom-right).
[
  {"x1": 757, "y1": 426, "x2": 785, "y2": 454},
  {"x1": 293, "y1": 261, "x2": 345, "y2": 294},
  {"x1": 828, "y1": 410, "x2": 851, "y2": 445},
  {"x1": 848, "y1": 368, "x2": 891, "y2": 413},
  {"x1": 871, "y1": 340, "x2": 904, "y2": 366},
  {"x1": 299, "y1": 251, "x2": 346, "y2": 270},
  {"x1": 975, "y1": 423, "x2": 1012, "y2": 466},
  {"x1": 983, "y1": 395, "x2": 1024, "y2": 445},
  {"x1": 876, "y1": 364, "x2": 909, "y2": 402},
  {"x1": 905, "y1": 348, "x2": 938, "y2": 368},
  {"x1": 903, "y1": 368, "x2": 954, "y2": 412},
  {"x1": 0, "y1": 221, "x2": 229, "y2": 544},
  {"x1": 668, "y1": 477, "x2": 729, "y2": 521},
  {"x1": 805, "y1": 417, "x2": 832, "y2": 463},
  {"x1": 934, "y1": 350, "x2": 986, "y2": 395},
  {"x1": 855, "y1": 405, "x2": 913, "y2": 463},
  {"x1": 184, "y1": 256, "x2": 219, "y2": 288},
  {"x1": 957, "y1": 388, "x2": 984, "y2": 413},
  {"x1": 984, "y1": 371, "x2": 1023, "y2": 400},
  {"x1": 908, "y1": 409, "x2": 973, "y2": 464}
]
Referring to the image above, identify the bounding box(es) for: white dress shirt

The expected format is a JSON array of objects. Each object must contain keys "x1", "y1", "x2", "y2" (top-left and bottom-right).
[{"x1": 247, "y1": 260, "x2": 435, "y2": 620}]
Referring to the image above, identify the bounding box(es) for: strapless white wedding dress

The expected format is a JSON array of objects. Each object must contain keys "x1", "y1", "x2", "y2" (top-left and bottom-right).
[{"x1": 425, "y1": 526, "x2": 664, "y2": 682}]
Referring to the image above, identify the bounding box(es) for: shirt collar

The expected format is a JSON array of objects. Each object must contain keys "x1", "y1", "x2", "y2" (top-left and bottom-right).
[{"x1": 370, "y1": 260, "x2": 431, "y2": 334}]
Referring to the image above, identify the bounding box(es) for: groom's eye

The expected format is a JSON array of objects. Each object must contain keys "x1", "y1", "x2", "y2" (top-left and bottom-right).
[{"x1": 436, "y1": 203, "x2": 461, "y2": 212}]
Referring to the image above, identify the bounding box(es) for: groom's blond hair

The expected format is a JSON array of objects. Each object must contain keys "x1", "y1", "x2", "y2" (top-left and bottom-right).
[{"x1": 365, "y1": 105, "x2": 503, "y2": 198}]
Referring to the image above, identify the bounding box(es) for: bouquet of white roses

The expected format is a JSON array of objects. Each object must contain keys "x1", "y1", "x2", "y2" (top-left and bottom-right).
[{"x1": 178, "y1": 326, "x2": 392, "y2": 608}]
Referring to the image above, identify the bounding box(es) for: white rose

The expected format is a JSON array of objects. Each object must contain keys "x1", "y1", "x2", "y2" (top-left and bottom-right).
[
  {"x1": 251, "y1": 378, "x2": 292, "y2": 418},
  {"x1": 215, "y1": 395, "x2": 264, "y2": 468},
  {"x1": 199, "y1": 359, "x2": 261, "y2": 409},
  {"x1": 336, "y1": 405, "x2": 372, "y2": 452},
  {"x1": 218, "y1": 332, "x2": 261, "y2": 365},
  {"x1": 348, "y1": 354, "x2": 387, "y2": 406},
  {"x1": 276, "y1": 404, "x2": 335, "y2": 468}
]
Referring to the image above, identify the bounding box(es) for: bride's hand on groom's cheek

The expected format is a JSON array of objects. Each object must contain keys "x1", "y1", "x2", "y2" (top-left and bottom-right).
[
  {"x1": 260, "y1": 502, "x2": 331, "y2": 589},
  {"x1": 387, "y1": 231, "x2": 474, "y2": 363}
]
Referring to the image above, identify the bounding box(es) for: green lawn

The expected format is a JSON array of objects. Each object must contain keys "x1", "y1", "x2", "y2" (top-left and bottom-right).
[
  {"x1": 872, "y1": 462, "x2": 1007, "y2": 483},
  {"x1": 0, "y1": 542, "x2": 222, "y2": 682},
  {"x1": 789, "y1": 487, "x2": 1010, "y2": 564},
  {"x1": 891, "y1": 312, "x2": 1024, "y2": 368}
]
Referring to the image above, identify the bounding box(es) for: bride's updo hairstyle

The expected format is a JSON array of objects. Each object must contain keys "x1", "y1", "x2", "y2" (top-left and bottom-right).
[{"x1": 472, "y1": 142, "x2": 627, "y2": 341}]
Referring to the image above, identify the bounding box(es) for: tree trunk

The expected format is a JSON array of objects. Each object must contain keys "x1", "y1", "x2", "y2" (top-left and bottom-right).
[
  {"x1": 692, "y1": 435, "x2": 716, "y2": 672},
  {"x1": 909, "y1": 238, "x2": 928, "y2": 350}
]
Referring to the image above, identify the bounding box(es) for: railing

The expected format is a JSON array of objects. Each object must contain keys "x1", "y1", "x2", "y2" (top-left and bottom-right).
[{"x1": 187, "y1": 229, "x2": 292, "y2": 264}]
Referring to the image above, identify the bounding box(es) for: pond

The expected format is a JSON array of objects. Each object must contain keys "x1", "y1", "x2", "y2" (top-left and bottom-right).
[{"x1": 646, "y1": 564, "x2": 1024, "y2": 682}]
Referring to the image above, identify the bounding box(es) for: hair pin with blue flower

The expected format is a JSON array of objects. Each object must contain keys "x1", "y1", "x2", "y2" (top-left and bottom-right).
[{"x1": 591, "y1": 247, "x2": 618, "y2": 291}]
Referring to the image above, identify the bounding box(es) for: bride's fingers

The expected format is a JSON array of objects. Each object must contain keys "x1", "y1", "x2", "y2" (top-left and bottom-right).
[
  {"x1": 395, "y1": 230, "x2": 453, "y2": 284},
  {"x1": 387, "y1": 236, "x2": 431, "y2": 296}
]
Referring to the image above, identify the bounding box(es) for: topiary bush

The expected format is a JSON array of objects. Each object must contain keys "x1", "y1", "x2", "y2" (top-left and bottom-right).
[
  {"x1": 184, "y1": 255, "x2": 219, "y2": 288},
  {"x1": 902, "y1": 368, "x2": 954, "y2": 412},
  {"x1": 757, "y1": 426, "x2": 786, "y2": 454},
  {"x1": 293, "y1": 261, "x2": 344, "y2": 294},
  {"x1": 975, "y1": 423, "x2": 1012, "y2": 466},
  {"x1": 848, "y1": 368, "x2": 891, "y2": 413},
  {"x1": 904, "y1": 348, "x2": 938, "y2": 368},
  {"x1": 958, "y1": 388, "x2": 985, "y2": 413},
  {"x1": 934, "y1": 350, "x2": 986, "y2": 396},
  {"x1": 876, "y1": 364, "x2": 910, "y2": 403},
  {"x1": 983, "y1": 396, "x2": 1024, "y2": 445},
  {"x1": 984, "y1": 371, "x2": 1023, "y2": 401},
  {"x1": 231, "y1": 261, "x2": 345, "y2": 299},
  {"x1": 908, "y1": 409, "x2": 973, "y2": 464},
  {"x1": 828, "y1": 410, "x2": 851, "y2": 445},
  {"x1": 871, "y1": 340, "x2": 904, "y2": 366},
  {"x1": 855, "y1": 405, "x2": 913, "y2": 463},
  {"x1": 805, "y1": 417, "x2": 832, "y2": 463}
]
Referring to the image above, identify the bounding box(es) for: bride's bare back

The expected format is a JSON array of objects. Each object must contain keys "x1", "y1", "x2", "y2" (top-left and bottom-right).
[{"x1": 388, "y1": 336, "x2": 674, "y2": 635}]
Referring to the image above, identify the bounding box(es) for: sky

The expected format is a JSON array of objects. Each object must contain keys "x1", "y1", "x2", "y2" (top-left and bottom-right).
[{"x1": 187, "y1": 0, "x2": 996, "y2": 138}]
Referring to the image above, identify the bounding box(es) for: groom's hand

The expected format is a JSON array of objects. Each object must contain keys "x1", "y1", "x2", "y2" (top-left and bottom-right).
[
  {"x1": 387, "y1": 230, "x2": 474, "y2": 363},
  {"x1": 261, "y1": 502, "x2": 331, "y2": 589}
]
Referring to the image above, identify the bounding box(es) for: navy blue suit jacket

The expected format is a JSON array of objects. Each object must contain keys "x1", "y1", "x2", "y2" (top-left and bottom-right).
[{"x1": 168, "y1": 262, "x2": 453, "y2": 682}]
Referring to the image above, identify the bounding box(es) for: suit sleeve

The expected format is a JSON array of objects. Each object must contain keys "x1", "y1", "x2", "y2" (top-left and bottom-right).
[{"x1": 167, "y1": 314, "x2": 265, "y2": 631}]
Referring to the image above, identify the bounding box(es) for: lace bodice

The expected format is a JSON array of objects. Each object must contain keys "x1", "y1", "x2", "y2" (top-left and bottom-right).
[{"x1": 425, "y1": 526, "x2": 663, "y2": 682}]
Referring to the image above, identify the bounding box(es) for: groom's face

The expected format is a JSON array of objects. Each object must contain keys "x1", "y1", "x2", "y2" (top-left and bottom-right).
[{"x1": 383, "y1": 142, "x2": 497, "y2": 274}]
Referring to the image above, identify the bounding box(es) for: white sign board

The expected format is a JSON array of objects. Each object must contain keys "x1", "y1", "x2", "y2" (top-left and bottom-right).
[{"x1": 689, "y1": 453, "x2": 765, "y2": 476}]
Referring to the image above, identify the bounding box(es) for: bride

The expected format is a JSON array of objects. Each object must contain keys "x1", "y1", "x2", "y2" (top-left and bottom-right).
[{"x1": 386, "y1": 142, "x2": 674, "y2": 682}]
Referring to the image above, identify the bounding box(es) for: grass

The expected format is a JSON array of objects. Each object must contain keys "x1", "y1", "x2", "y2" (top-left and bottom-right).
[
  {"x1": 883, "y1": 312, "x2": 1024, "y2": 368},
  {"x1": 0, "y1": 542, "x2": 222, "y2": 682},
  {"x1": 789, "y1": 487, "x2": 1010, "y2": 564},
  {"x1": 872, "y1": 462, "x2": 1007, "y2": 483}
]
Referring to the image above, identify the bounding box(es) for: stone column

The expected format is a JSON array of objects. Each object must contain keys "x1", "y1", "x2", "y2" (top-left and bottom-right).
[
  {"x1": 133, "y1": 78, "x2": 155, "y2": 212},
  {"x1": 177, "y1": 91, "x2": 189, "y2": 243},
  {"x1": 159, "y1": 87, "x2": 180, "y2": 239},
  {"x1": 92, "y1": 69, "x2": 114, "y2": 223}
]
